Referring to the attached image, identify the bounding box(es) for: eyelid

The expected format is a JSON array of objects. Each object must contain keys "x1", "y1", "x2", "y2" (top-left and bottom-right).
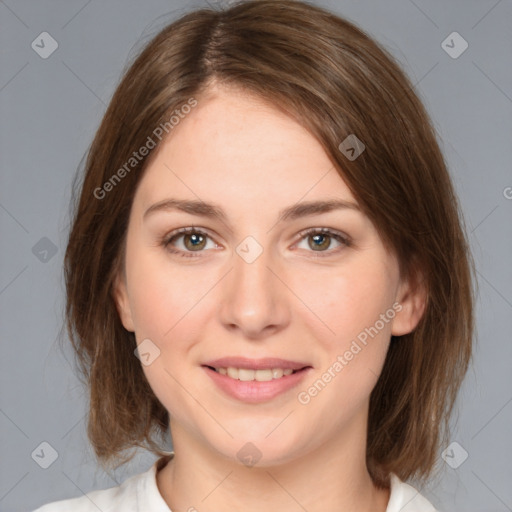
[
  {"x1": 162, "y1": 226, "x2": 219, "y2": 258},
  {"x1": 293, "y1": 227, "x2": 351, "y2": 256},
  {"x1": 295, "y1": 226, "x2": 350, "y2": 244}
]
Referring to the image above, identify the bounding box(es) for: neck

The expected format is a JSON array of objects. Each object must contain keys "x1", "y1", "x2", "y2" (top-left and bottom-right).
[{"x1": 156, "y1": 417, "x2": 390, "y2": 512}]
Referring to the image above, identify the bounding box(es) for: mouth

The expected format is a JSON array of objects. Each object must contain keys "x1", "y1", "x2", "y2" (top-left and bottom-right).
[
  {"x1": 201, "y1": 356, "x2": 312, "y2": 380},
  {"x1": 201, "y1": 357, "x2": 313, "y2": 403},
  {"x1": 203, "y1": 365, "x2": 308, "y2": 381}
]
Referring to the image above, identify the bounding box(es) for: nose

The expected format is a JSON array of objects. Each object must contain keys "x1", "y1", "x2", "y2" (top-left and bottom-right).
[{"x1": 219, "y1": 243, "x2": 290, "y2": 339}]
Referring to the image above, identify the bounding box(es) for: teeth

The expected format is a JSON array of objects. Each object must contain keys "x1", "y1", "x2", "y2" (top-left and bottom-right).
[{"x1": 216, "y1": 367, "x2": 296, "y2": 381}]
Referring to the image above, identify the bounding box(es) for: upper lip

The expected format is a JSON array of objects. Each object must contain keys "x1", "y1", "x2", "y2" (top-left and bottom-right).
[{"x1": 202, "y1": 357, "x2": 311, "y2": 371}]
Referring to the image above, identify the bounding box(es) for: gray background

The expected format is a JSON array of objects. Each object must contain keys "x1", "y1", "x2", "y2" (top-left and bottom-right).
[{"x1": 1, "y1": 0, "x2": 511, "y2": 511}]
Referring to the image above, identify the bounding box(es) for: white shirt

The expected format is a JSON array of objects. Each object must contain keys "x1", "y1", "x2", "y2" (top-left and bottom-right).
[{"x1": 33, "y1": 454, "x2": 437, "y2": 511}]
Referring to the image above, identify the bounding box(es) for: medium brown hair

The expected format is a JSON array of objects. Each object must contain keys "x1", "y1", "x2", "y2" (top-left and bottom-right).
[{"x1": 62, "y1": 0, "x2": 475, "y2": 487}]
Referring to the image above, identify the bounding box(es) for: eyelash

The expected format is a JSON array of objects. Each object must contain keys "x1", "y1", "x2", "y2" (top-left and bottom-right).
[{"x1": 161, "y1": 226, "x2": 351, "y2": 259}]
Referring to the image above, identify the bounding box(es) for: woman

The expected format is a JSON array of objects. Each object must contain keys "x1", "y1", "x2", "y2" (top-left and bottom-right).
[{"x1": 34, "y1": 0, "x2": 475, "y2": 510}]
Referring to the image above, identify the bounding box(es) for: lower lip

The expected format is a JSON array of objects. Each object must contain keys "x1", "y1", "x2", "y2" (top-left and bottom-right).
[{"x1": 202, "y1": 366, "x2": 312, "y2": 403}]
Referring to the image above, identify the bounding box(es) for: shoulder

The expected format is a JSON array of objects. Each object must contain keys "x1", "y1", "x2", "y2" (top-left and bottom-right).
[
  {"x1": 32, "y1": 471, "x2": 141, "y2": 512},
  {"x1": 32, "y1": 455, "x2": 173, "y2": 512},
  {"x1": 387, "y1": 473, "x2": 438, "y2": 512}
]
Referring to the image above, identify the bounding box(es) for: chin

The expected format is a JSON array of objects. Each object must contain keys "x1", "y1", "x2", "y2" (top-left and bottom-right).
[{"x1": 209, "y1": 431, "x2": 306, "y2": 468}]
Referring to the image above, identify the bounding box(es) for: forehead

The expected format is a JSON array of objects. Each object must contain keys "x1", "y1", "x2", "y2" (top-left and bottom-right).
[{"x1": 135, "y1": 86, "x2": 356, "y2": 212}]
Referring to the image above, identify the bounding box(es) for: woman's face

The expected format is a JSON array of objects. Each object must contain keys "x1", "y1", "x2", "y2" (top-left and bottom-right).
[{"x1": 114, "y1": 85, "x2": 424, "y2": 466}]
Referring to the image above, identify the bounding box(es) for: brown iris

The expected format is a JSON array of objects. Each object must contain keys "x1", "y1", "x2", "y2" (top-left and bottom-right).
[{"x1": 183, "y1": 232, "x2": 207, "y2": 251}]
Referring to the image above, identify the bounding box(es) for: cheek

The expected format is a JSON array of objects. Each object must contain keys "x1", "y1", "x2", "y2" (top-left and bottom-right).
[
  {"x1": 128, "y1": 251, "x2": 209, "y2": 340},
  {"x1": 129, "y1": 260, "x2": 204, "y2": 419},
  {"x1": 296, "y1": 271, "x2": 395, "y2": 414},
  {"x1": 291, "y1": 258, "x2": 397, "y2": 404},
  {"x1": 292, "y1": 259, "x2": 397, "y2": 345}
]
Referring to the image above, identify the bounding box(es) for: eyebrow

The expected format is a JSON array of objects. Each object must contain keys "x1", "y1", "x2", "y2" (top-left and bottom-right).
[{"x1": 143, "y1": 198, "x2": 361, "y2": 224}]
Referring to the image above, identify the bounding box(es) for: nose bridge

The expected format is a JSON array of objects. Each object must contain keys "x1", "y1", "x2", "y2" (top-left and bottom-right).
[
  {"x1": 234, "y1": 241, "x2": 273, "y2": 293},
  {"x1": 219, "y1": 237, "x2": 289, "y2": 336}
]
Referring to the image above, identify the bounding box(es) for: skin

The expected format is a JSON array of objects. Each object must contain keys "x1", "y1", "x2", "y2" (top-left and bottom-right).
[{"x1": 113, "y1": 83, "x2": 426, "y2": 512}]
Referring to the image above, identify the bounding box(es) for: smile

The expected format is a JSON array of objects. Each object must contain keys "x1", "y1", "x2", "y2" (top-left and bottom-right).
[
  {"x1": 209, "y1": 367, "x2": 297, "y2": 381},
  {"x1": 202, "y1": 362, "x2": 312, "y2": 403}
]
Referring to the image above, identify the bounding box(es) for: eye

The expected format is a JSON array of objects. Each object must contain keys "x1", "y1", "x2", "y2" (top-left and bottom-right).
[
  {"x1": 162, "y1": 226, "x2": 351, "y2": 259},
  {"x1": 294, "y1": 227, "x2": 350, "y2": 256},
  {"x1": 162, "y1": 227, "x2": 218, "y2": 258}
]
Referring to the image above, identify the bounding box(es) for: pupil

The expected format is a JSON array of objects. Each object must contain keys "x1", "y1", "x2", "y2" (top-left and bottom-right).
[
  {"x1": 186, "y1": 233, "x2": 205, "y2": 250},
  {"x1": 311, "y1": 234, "x2": 329, "y2": 250}
]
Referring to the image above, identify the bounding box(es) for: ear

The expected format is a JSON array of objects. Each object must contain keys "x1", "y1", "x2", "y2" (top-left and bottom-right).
[
  {"x1": 112, "y1": 270, "x2": 136, "y2": 333},
  {"x1": 391, "y1": 266, "x2": 427, "y2": 336}
]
